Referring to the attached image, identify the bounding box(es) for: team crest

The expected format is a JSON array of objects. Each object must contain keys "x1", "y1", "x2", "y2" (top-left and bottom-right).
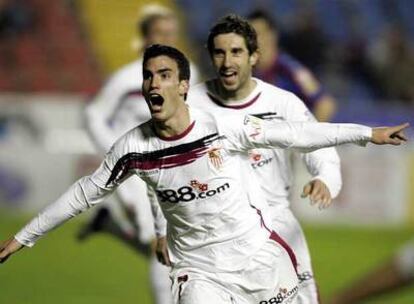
[{"x1": 207, "y1": 147, "x2": 223, "y2": 169}]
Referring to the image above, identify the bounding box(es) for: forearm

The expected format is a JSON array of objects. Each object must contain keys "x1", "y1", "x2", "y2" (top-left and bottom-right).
[
  {"x1": 303, "y1": 148, "x2": 342, "y2": 198},
  {"x1": 15, "y1": 176, "x2": 111, "y2": 247},
  {"x1": 262, "y1": 122, "x2": 372, "y2": 152},
  {"x1": 148, "y1": 187, "x2": 167, "y2": 237}
]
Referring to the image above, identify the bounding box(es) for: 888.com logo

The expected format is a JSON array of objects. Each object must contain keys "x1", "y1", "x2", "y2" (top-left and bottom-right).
[
  {"x1": 259, "y1": 286, "x2": 298, "y2": 304},
  {"x1": 156, "y1": 180, "x2": 230, "y2": 203}
]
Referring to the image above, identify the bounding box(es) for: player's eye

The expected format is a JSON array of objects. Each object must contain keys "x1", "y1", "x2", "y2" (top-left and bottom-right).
[
  {"x1": 143, "y1": 71, "x2": 152, "y2": 80},
  {"x1": 160, "y1": 72, "x2": 170, "y2": 80},
  {"x1": 232, "y1": 48, "x2": 243, "y2": 56},
  {"x1": 213, "y1": 49, "x2": 224, "y2": 57}
]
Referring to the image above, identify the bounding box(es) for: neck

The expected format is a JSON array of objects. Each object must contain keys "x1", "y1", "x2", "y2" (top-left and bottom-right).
[
  {"x1": 257, "y1": 46, "x2": 278, "y2": 71},
  {"x1": 152, "y1": 103, "x2": 191, "y2": 139},
  {"x1": 216, "y1": 78, "x2": 257, "y2": 101}
]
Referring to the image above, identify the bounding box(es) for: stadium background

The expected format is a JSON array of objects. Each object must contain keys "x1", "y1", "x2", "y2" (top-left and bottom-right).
[{"x1": 0, "y1": 0, "x2": 413, "y2": 303}]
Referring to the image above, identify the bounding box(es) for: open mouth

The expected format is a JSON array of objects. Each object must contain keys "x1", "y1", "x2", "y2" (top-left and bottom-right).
[
  {"x1": 220, "y1": 70, "x2": 237, "y2": 84},
  {"x1": 149, "y1": 94, "x2": 164, "y2": 107}
]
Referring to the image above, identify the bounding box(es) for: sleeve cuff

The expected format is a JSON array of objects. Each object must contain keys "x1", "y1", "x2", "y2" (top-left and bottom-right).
[
  {"x1": 310, "y1": 175, "x2": 341, "y2": 199},
  {"x1": 14, "y1": 233, "x2": 36, "y2": 248}
]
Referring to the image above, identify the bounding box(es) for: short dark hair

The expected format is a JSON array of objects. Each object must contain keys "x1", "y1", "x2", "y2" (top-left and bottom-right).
[
  {"x1": 246, "y1": 9, "x2": 278, "y2": 32},
  {"x1": 207, "y1": 14, "x2": 258, "y2": 55},
  {"x1": 143, "y1": 44, "x2": 190, "y2": 81}
]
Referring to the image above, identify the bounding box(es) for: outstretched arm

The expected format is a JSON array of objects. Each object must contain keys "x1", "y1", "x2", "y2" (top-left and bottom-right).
[
  {"x1": 0, "y1": 146, "x2": 126, "y2": 264},
  {"x1": 0, "y1": 238, "x2": 24, "y2": 264},
  {"x1": 262, "y1": 121, "x2": 409, "y2": 150},
  {"x1": 221, "y1": 113, "x2": 409, "y2": 153},
  {"x1": 371, "y1": 124, "x2": 409, "y2": 145}
]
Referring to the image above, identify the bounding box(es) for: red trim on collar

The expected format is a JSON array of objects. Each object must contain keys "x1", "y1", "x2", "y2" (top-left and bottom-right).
[
  {"x1": 207, "y1": 92, "x2": 261, "y2": 109},
  {"x1": 155, "y1": 121, "x2": 196, "y2": 141}
]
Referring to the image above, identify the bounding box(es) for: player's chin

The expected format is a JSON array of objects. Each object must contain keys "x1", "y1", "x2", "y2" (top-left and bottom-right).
[
  {"x1": 220, "y1": 81, "x2": 239, "y2": 92},
  {"x1": 151, "y1": 111, "x2": 167, "y2": 122}
]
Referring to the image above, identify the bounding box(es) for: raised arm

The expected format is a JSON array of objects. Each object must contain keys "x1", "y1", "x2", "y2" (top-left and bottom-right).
[
  {"x1": 220, "y1": 113, "x2": 409, "y2": 153},
  {"x1": 0, "y1": 145, "x2": 127, "y2": 264}
]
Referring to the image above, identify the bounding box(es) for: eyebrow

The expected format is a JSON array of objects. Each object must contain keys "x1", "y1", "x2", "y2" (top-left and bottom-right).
[
  {"x1": 143, "y1": 67, "x2": 173, "y2": 76},
  {"x1": 213, "y1": 47, "x2": 244, "y2": 52},
  {"x1": 157, "y1": 68, "x2": 173, "y2": 73}
]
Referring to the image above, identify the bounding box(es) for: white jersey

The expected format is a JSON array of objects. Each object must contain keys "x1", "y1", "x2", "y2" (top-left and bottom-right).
[
  {"x1": 86, "y1": 58, "x2": 201, "y2": 153},
  {"x1": 187, "y1": 78, "x2": 341, "y2": 208},
  {"x1": 15, "y1": 108, "x2": 371, "y2": 273}
]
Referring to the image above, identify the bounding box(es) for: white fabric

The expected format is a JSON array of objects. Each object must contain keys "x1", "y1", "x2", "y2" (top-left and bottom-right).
[
  {"x1": 150, "y1": 255, "x2": 174, "y2": 304},
  {"x1": 153, "y1": 79, "x2": 343, "y2": 235},
  {"x1": 170, "y1": 237, "x2": 299, "y2": 304},
  {"x1": 15, "y1": 108, "x2": 371, "y2": 274},
  {"x1": 270, "y1": 204, "x2": 319, "y2": 303},
  {"x1": 175, "y1": 79, "x2": 345, "y2": 303},
  {"x1": 188, "y1": 79, "x2": 342, "y2": 205}
]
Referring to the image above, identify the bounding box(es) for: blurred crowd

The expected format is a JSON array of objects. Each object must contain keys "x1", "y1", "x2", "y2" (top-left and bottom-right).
[
  {"x1": 279, "y1": 9, "x2": 414, "y2": 105},
  {"x1": 0, "y1": 0, "x2": 413, "y2": 106},
  {"x1": 177, "y1": 0, "x2": 414, "y2": 105}
]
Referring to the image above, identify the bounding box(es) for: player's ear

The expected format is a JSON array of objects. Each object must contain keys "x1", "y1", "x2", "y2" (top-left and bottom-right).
[
  {"x1": 178, "y1": 80, "x2": 189, "y2": 97},
  {"x1": 249, "y1": 51, "x2": 259, "y2": 66}
]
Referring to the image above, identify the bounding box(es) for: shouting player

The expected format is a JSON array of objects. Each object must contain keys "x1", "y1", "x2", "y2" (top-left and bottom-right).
[{"x1": 80, "y1": 5, "x2": 200, "y2": 304}]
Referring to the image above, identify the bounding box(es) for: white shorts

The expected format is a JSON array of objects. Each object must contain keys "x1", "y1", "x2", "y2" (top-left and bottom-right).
[
  {"x1": 170, "y1": 233, "x2": 298, "y2": 304},
  {"x1": 270, "y1": 206, "x2": 319, "y2": 304}
]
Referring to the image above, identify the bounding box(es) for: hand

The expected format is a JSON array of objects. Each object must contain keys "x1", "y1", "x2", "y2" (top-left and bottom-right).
[
  {"x1": 301, "y1": 179, "x2": 332, "y2": 210},
  {"x1": 155, "y1": 236, "x2": 171, "y2": 267},
  {"x1": 0, "y1": 238, "x2": 24, "y2": 264},
  {"x1": 371, "y1": 123, "x2": 409, "y2": 145}
]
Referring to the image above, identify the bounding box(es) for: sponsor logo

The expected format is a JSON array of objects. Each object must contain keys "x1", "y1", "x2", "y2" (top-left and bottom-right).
[
  {"x1": 249, "y1": 150, "x2": 273, "y2": 169},
  {"x1": 298, "y1": 271, "x2": 314, "y2": 284},
  {"x1": 138, "y1": 169, "x2": 160, "y2": 177},
  {"x1": 156, "y1": 181, "x2": 230, "y2": 203},
  {"x1": 251, "y1": 157, "x2": 273, "y2": 169},
  {"x1": 190, "y1": 179, "x2": 208, "y2": 192},
  {"x1": 249, "y1": 151, "x2": 262, "y2": 162},
  {"x1": 259, "y1": 285, "x2": 298, "y2": 304}
]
